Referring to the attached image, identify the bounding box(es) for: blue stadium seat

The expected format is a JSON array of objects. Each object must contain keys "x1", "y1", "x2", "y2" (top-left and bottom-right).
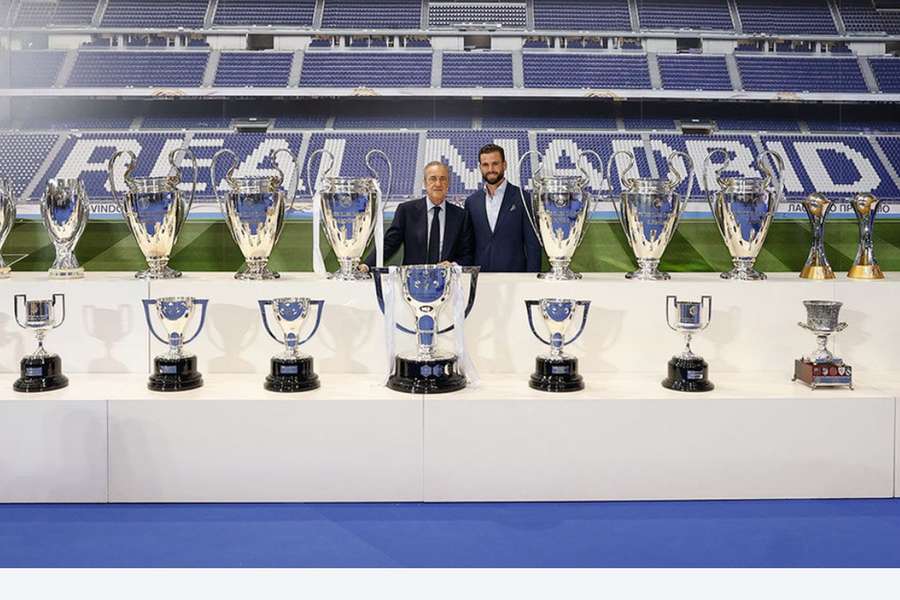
[
  {"x1": 737, "y1": 56, "x2": 868, "y2": 93},
  {"x1": 299, "y1": 52, "x2": 432, "y2": 87},
  {"x1": 321, "y1": 0, "x2": 421, "y2": 29},
  {"x1": 442, "y1": 53, "x2": 514, "y2": 88},
  {"x1": 523, "y1": 53, "x2": 651, "y2": 89},
  {"x1": 213, "y1": 0, "x2": 316, "y2": 26},
  {"x1": 657, "y1": 54, "x2": 733, "y2": 91},
  {"x1": 67, "y1": 51, "x2": 209, "y2": 88},
  {"x1": 637, "y1": 0, "x2": 733, "y2": 31},
  {"x1": 214, "y1": 53, "x2": 294, "y2": 87}
]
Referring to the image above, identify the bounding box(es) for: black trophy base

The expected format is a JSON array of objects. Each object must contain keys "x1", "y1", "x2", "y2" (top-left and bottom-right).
[
  {"x1": 529, "y1": 356, "x2": 584, "y2": 392},
  {"x1": 793, "y1": 359, "x2": 853, "y2": 390},
  {"x1": 265, "y1": 356, "x2": 320, "y2": 393},
  {"x1": 662, "y1": 356, "x2": 714, "y2": 393},
  {"x1": 387, "y1": 355, "x2": 467, "y2": 394},
  {"x1": 14, "y1": 354, "x2": 69, "y2": 393},
  {"x1": 149, "y1": 355, "x2": 203, "y2": 392}
]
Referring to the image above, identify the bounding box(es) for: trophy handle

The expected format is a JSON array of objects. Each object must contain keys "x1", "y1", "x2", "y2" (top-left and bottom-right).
[
  {"x1": 374, "y1": 267, "x2": 480, "y2": 335},
  {"x1": 373, "y1": 267, "x2": 415, "y2": 335},
  {"x1": 575, "y1": 150, "x2": 604, "y2": 247},
  {"x1": 516, "y1": 150, "x2": 545, "y2": 247},
  {"x1": 13, "y1": 293, "x2": 26, "y2": 329},
  {"x1": 306, "y1": 148, "x2": 336, "y2": 198},
  {"x1": 606, "y1": 150, "x2": 635, "y2": 238},
  {"x1": 210, "y1": 148, "x2": 238, "y2": 218},
  {"x1": 298, "y1": 300, "x2": 325, "y2": 346},
  {"x1": 665, "y1": 295, "x2": 679, "y2": 333},
  {"x1": 704, "y1": 148, "x2": 732, "y2": 190},
  {"x1": 564, "y1": 300, "x2": 591, "y2": 346},
  {"x1": 701, "y1": 295, "x2": 713, "y2": 331},
  {"x1": 665, "y1": 151, "x2": 693, "y2": 195},
  {"x1": 141, "y1": 299, "x2": 169, "y2": 346},
  {"x1": 170, "y1": 148, "x2": 198, "y2": 238},
  {"x1": 757, "y1": 150, "x2": 785, "y2": 214},
  {"x1": 257, "y1": 299, "x2": 283, "y2": 345},
  {"x1": 182, "y1": 299, "x2": 209, "y2": 346},
  {"x1": 270, "y1": 147, "x2": 299, "y2": 210},
  {"x1": 436, "y1": 266, "x2": 479, "y2": 335},
  {"x1": 703, "y1": 149, "x2": 729, "y2": 243},
  {"x1": 524, "y1": 300, "x2": 551, "y2": 346},
  {"x1": 108, "y1": 149, "x2": 137, "y2": 216},
  {"x1": 365, "y1": 149, "x2": 393, "y2": 201},
  {"x1": 51, "y1": 293, "x2": 66, "y2": 329}
]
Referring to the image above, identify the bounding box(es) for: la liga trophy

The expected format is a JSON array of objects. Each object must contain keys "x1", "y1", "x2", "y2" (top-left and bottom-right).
[
  {"x1": 662, "y1": 295, "x2": 714, "y2": 392},
  {"x1": 525, "y1": 298, "x2": 590, "y2": 392},
  {"x1": 793, "y1": 300, "x2": 852, "y2": 390},
  {"x1": 258, "y1": 297, "x2": 324, "y2": 392},
  {"x1": 41, "y1": 178, "x2": 90, "y2": 279},
  {"x1": 0, "y1": 178, "x2": 14, "y2": 278},
  {"x1": 13, "y1": 293, "x2": 69, "y2": 393},
  {"x1": 142, "y1": 296, "x2": 209, "y2": 392}
]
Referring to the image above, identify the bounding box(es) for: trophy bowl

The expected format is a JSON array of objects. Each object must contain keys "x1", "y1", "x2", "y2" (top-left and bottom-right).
[
  {"x1": 0, "y1": 178, "x2": 15, "y2": 278},
  {"x1": 259, "y1": 297, "x2": 324, "y2": 392},
  {"x1": 13, "y1": 293, "x2": 68, "y2": 393},
  {"x1": 794, "y1": 300, "x2": 852, "y2": 389},
  {"x1": 42, "y1": 178, "x2": 90, "y2": 279},
  {"x1": 525, "y1": 298, "x2": 591, "y2": 392}
]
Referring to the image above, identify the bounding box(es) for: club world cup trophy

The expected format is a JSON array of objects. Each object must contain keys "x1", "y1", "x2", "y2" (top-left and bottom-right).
[
  {"x1": 212, "y1": 148, "x2": 299, "y2": 280},
  {"x1": 517, "y1": 150, "x2": 601, "y2": 280},
  {"x1": 142, "y1": 297, "x2": 209, "y2": 392},
  {"x1": 793, "y1": 300, "x2": 852, "y2": 389},
  {"x1": 308, "y1": 148, "x2": 391, "y2": 280},
  {"x1": 258, "y1": 297, "x2": 324, "y2": 392},
  {"x1": 662, "y1": 295, "x2": 714, "y2": 392},
  {"x1": 13, "y1": 293, "x2": 68, "y2": 393},
  {"x1": 607, "y1": 150, "x2": 693, "y2": 280},
  {"x1": 525, "y1": 298, "x2": 590, "y2": 392},
  {"x1": 848, "y1": 193, "x2": 884, "y2": 280},
  {"x1": 705, "y1": 149, "x2": 784, "y2": 280},
  {"x1": 42, "y1": 178, "x2": 90, "y2": 279},
  {"x1": 800, "y1": 193, "x2": 836, "y2": 280},
  {"x1": 0, "y1": 178, "x2": 15, "y2": 278},
  {"x1": 374, "y1": 265, "x2": 479, "y2": 394},
  {"x1": 109, "y1": 148, "x2": 198, "y2": 279}
]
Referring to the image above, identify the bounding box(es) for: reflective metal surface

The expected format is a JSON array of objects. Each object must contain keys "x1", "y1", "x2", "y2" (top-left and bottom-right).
[
  {"x1": 42, "y1": 178, "x2": 89, "y2": 279},
  {"x1": 798, "y1": 300, "x2": 847, "y2": 363},
  {"x1": 259, "y1": 297, "x2": 325, "y2": 359},
  {"x1": 0, "y1": 179, "x2": 15, "y2": 278},
  {"x1": 525, "y1": 298, "x2": 591, "y2": 360},
  {"x1": 142, "y1": 296, "x2": 208, "y2": 360},
  {"x1": 666, "y1": 295, "x2": 712, "y2": 360},
  {"x1": 14, "y1": 293, "x2": 66, "y2": 359},
  {"x1": 848, "y1": 193, "x2": 884, "y2": 280},
  {"x1": 800, "y1": 193, "x2": 836, "y2": 280}
]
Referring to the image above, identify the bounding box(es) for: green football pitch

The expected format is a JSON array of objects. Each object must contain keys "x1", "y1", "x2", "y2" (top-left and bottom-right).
[{"x1": 4, "y1": 219, "x2": 900, "y2": 273}]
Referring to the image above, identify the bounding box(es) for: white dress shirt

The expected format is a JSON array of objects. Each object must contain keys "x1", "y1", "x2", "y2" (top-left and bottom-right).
[
  {"x1": 484, "y1": 179, "x2": 508, "y2": 232},
  {"x1": 425, "y1": 197, "x2": 447, "y2": 256}
]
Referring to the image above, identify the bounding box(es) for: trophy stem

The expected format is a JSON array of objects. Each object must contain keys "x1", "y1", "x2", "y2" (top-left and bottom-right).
[
  {"x1": 806, "y1": 333, "x2": 836, "y2": 364},
  {"x1": 31, "y1": 330, "x2": 49, "y2": 359},
  {"x1": 626, "y1": 258, "x2": 670, "y2": 281},
  {"x1": 0, "y1": 258, "x2": 10, "y2": 278},
  {"x1": 721, "y1": 257, "x2": 765, "y2": 281},
  {"x1": 138, "y1": 257, "x2": 182, "y2": 280},
  {"x1": 49, "y1": 244, "x2": 85, "y2": 279},
  {"x1": 538, "y1": 259, "x2": 581, "y2": 281},
  {"x1": 236, "y1": 258, "x2": 280, "y2": 280},
  {"x1": 680, "y1": 332, "x2": 696, "y2": 360},
  {"x1": 331, "y1": 257, "x2": 370, "y2": 281},
  {"x1": 800, "y1": 234, "x2": 835, "y2": 280}
]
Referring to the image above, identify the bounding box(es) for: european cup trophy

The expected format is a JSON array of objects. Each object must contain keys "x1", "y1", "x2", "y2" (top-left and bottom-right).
[
  {"x1": 109, "y1": 148, "x2": 198, "y2": 279},
  {"x1": 662, "y1": 295, "x2": 714, "y2": 392},
  {"x1": 142, "y1": 297, "x2": 209, "y2": 392},
  {"x1": 517, "y1": 149, "x2": 601, "y2": 280},
  {"x1": 374, "y1": 264, "x2": 479, "y2": 393},
  {"x1": 525, "y1": 298, "x2": 590, "y2": 392},
  {"x1": 0, "y1": 178, "x2": 14, "y2": 278},
  {"x1": 793, "y1": 300, "x2": 852, "y2": 389},
  {"x1": 258, "y1": 297, "x2": 324, "y2": 392},
  {"x1": 848, "y1": 193, "x2": 884, "y2": 280},
  {"x1": 800, "y1": 193, "x2": 835, "y2": 280},
  {"x1": 212, "y1": 147, "x2": 299, "y2": 280},
  {"x1": 705, "y1": 149, "x2": 784, "y2": 280},
  {"x1": 607, "y1": 150, "x2": 692, "y2": 280},
  {"x1": 42, "y1": 178, "x2": 90, "y2": 279},
  {"x1": 308, "y1": 148, "x2": 391, "y2": 280},
  {"x1": 13, "y1": 293, "x2": 69, "y2": 393}
]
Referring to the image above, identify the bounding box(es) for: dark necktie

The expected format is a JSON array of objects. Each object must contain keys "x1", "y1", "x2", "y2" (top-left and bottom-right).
[{"x1": 427, "y1": 205, "x2": 441, "y2": 264}]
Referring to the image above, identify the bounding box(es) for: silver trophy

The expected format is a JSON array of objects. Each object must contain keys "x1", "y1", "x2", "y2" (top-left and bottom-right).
[
  {"x1": 142, "y1": 296, "x2": 209, "y2": 391},
  {"x1": 0, "y1": 178, "x2": 14, "y2": 278},
  {"x1": 211, "y1": 147, "x2": 299, "y2": 280},
  {"x1": 109, "y1": 148, "x2": 198, "y2": 279},
  {"x1": 662, "y1": 295, "x2": 714, "y2": 392},
  {"x1": 525, "y1": 298, "x2": 590, "y2": 392},
  {"x1": 794, "y1": 300, "x2": 852, "y2": 389},
  {"x1": 308, "y1": 148, "x2": 391, "y2": 280},
  {"x1": 607, "y1": 150, "x2": 693, "y2": 280},
  {"x1": 800, "y1": 193, "x2": 835, "y2": 280},
  {"x1": 705, "y1": 149, "x2": 784, "y2": 280},
  {"x1": 13, "y1": 293, "x2": 69, "y2": 392},
  {"x1": 848, "y1": 193, "x2": 884, "y2": 280},
  {"x1": 42, "y1": 178, "x2": 90, "y2": 279},
  {"x1": 259, "y1": 297, "x2": 325, "y2": 392},
  {"x1": 517, "y1": 149, "x2": 602, "y2": 280}
]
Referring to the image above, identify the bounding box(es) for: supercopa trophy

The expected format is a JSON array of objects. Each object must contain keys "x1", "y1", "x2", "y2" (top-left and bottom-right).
[
  {"x1": 212, "y1": 147, "x2": 299, "y2": 280},
  {"x1": 793, "y1": 300, "x2": 852, "y2": 389},
  {"x1": 0, "y1": 178, "x2": 14, "y2": 278},
  {"x1": 800, "y1": 193, "x2": 836, "y2": 280},
  {"x1": 374, "y1": 265, "x2": 479, "y2": 393},
  {"x1": 258, "y1": 297, "x2": 324, "y2": 392},
  {"x1": 848, "y1": 193, "x2": 884, "y2": 280},
  {"x1": 662, "y1": 295, "x2": 714, "y2": 392},
  {"x1": 42, "y1": 178, "x2": 89, "y2": 278},
  {"x1": 109, "y1": 148, "x2": 198, "y2": 279},
  {"x1": 142, "y1": 297, "x2": 209, "y2": 391},
  {"x1": 13, "y1": 294, "x2": 69, "y2": 393},
  {"x1": 308, "y1": 148, "x2": 391, "y2": 280},
  {"x1": 525, "y1": 298, "x2": 590, "y2": 392},
  {"x1": 705, "y1": 149, "x2": 784, "y2": 280},
  {"x1": 517, "y1": 150, "x2": 601, "y2": 280},
  {"x1": 607, "y1": 150, "x2": 693, "y2": 280}
]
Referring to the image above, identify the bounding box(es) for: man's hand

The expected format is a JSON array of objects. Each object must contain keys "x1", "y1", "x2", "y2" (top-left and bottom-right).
[{"x1": 358, "y1": 263, "x2": 370, "y2": 273}]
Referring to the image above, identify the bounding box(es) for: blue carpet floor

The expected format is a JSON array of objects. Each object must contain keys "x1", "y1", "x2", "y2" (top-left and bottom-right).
[{"x1": 2, "y1": 499, "x2": 900, "y2": 567}]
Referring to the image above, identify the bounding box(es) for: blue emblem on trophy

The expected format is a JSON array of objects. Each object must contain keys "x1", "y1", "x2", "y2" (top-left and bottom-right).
[
  {"x1": 259, "y1": 297, "x2": 324, "y2": 392},
  {"x1": 525, "y1": 298, "x2": 590, "y2": 392},
  {"x1": 374, "y1": 264, "x2": 480, "y2": 394},
  {"x1": 142, "y1": 296, "x2": 209, "y2": 392}
]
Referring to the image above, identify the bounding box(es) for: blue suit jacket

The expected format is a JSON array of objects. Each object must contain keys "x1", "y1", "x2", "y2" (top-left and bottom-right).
[{"x1": 464, "y1": 182, "x2": 542, "y2": 273}]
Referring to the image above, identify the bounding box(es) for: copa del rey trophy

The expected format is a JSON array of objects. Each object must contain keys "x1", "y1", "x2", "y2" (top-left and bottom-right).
[
  {"x1": 374, "y1": 264, "x2": 479, "y2": 393},
  {"x1": 525, "y1": 298, "x2": 590, "y2": 392},
  {"x1": 662, "y1": 295, "x2": 714, "y2": 392},
  {"x1": 0, "y1": 178, "x2": 14, "y2": 278},
  {"x1": 793, "y1": 300, "x2": 853, "y2": 390},
  {"x1": 13, "y1": 293, "x2": 69, "y2": 393},
  {"x1": 142, "y1": 297, "x2": 209, "y2": 392},
  {"x1": 258, "y1": 297, "x2": 324, "y2": 392},
  {"x1": 41, "y1": 178, "x2": 90, "y2": 279}
]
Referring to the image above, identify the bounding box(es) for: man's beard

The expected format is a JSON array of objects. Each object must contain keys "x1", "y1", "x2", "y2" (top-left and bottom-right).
[{"x1": 482, "y1": 172, "x2": 504, "y2": 185}]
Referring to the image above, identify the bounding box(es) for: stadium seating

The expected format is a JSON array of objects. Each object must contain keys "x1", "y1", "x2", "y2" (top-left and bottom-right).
[
  {"x1": 736, "y1": 56, "x2": 868, "y2": 93},
  {"x1": 442, "y1": 53, "x2": 514, "y2": 87},
  {"x1": 8, "y1": 51, "x2": 66, "y2": 88},
  {"x1": 715, "y1": 118, "x2": 800, "y2": 131},
  {"x1": 534, "y1": 133, "x2": 642, "y2": 193},
  {"x1": 189, "y1": 132, "x2": 305, "y2": 193},
  {"x1": 428, "y1": 1, "x2": 528, "y2": 28},
  {"x1": 0, "y1": 133, "x2": 61, "y2": 197},
  {"x1": 101, "y1": 0, "x2": 207, "y2": 28},
  {"x1": 15, "y1": 0, "x2": 97, "y2": 26},
  {"x1": 214, "y1": 52, "x2": 294, "y2": 87},
  {"x1": 523, "y1": 53, "x2": 651, "y2": 88},
  {"x1": 622, "y1": 116, "x2": 676, "y2": 130},
  {"x1": 273, "y1": 116, "x2": 331, "y2": 129},
  {"x1": 425, "y1": 130, "x2": 531, "y2": 194},
  {"x1": 305, "y1": 132, "x2": 420, "y2": 196},
  {"x1": 657, "y1": 54, "x2": 733, "y2": 91},
  {"x1": 332, "y1": 115, "x2": 474, "y2": 129},
  {"x1": 637, "y1": 0, "x2": 733, "y2": 31},
  {"x1": 21, "y1": 116, "x2": 134, "y2": 130},
  {"x1": 321, "y1": 0, "x2": 422, "y2": 29},
  {"x1": 532, "y1": 0, "x2": 632, "y2": 31},
  {"x1": 299, "y1": 52, "x2": 432, "y2": 87},
  {"x1": 66, "y1": 51, "x2": 209, "y2": 88},
  {"x1": 141, "y1": 116, "x2": 233, "y2": 129},
  {"x1": 736, "y1": 0, "x2": 837, "y2": 35},
  {"x1": 213, "y1": 0, "x2": 316, "y2": 27},
  {"x1": 876, "y1": 136, "x2": 900, "y2": 177},
  {"x1": 869, "y1": 57, "x2": 900, "y2": 93}
]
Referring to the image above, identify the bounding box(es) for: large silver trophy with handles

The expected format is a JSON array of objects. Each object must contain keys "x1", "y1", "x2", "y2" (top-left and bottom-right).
[
  {"x1": 142, "y1": 296, "x2": 209, "y2": 392},
  {"x1": 705, "y1": 149, "x2": 784, "y2": 280},
  {"x1": 517, "y1": 150, "x2": 601, "y2": 280},
  {"x1": 525, "y1": 298, "x2": 590, "y2": 392},
  {"x1": 109, "y1": 148, "x2": 198, "y2": 279},
  {"x1": 211, "y1": 147, "x2": 299, "y2": 280},
  {"x1": 259, "y1": 297, "x2": 324, "y2": 392},
  {"x1": 42, "y1": 178, "x2": 90, "y2": 279},
  {"x1": 0, "y1": 178, "x2": 14, "y2": 278},
  {"x1": 13, "y1": 293, "x2": 69, "y2": 393},
  {"x1": 308, "y1": 148, "x2": 391, "y2": 281},
  {"x1": 793, "y1": 300, "x2": 852, "y2": 389},
  {"x1": 607, "y1": 150, "x2": 693, "y2": 280}
]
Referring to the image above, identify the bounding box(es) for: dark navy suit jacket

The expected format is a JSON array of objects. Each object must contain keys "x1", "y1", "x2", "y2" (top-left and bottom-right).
[
  {"x1": 364, "y1": 197, "x2": 474, "y2": 267},
  {"x1": 464, "y1": 182, "x2": 542, "y2": 272}
]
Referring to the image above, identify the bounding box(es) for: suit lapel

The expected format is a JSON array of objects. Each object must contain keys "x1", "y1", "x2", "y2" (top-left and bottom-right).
[
  {"x1": 442, "y1": 204, "x2": 460, "y2": 262},
  {"x1": 493, "y1": 183, "x2": 519, "y2": 235}
]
